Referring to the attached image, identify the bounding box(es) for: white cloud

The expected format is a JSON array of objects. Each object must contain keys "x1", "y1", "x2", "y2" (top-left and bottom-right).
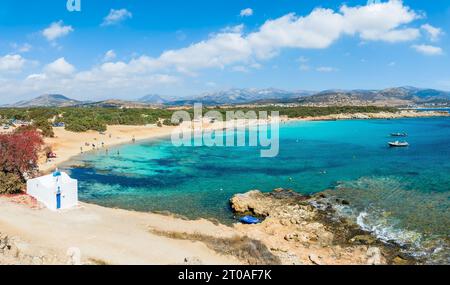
[
  {"x1": 0, "y1": 54, "x2": 26, "y2": 73},
  {"x1": 340, "y1": 0, "x2": 420, "y2": 42},
  {"x1": 44, "y1": 57, "x2": 76, "y2": 75},
  {"x1": 240, "y1": 8, "x2": 253, "y2": 17},
  {"x1": 11, "y1": 43, "x2": 32, "y2": 53},
  {"x1": 102, "y1": 9, "x2": 132, "y2": 26},
  {"x1": 26, "y1": 73, "x2": 47, "y2": 81},
  {"x1": 421, "y1": 24, "x2": 443, "y2": 42},
  {"x1": 0, "y1": 1, "x2": 431, "y2": 102},
  {"x1": 316, "y1": 66, "x2": 338, "y2": 72},
  {"x1": 221, "y1": 24, "x2": 245, "y2": 34},
  {"x1": 231, "y1": 65, "x2": 249, "y2": 73},
  {"x1": 42, "y1": 21, "x2": 74, "y2": 41},
  {"x1": 157, "y1": 32, "x2": 253, "y2": 71},
  {"x1": 411, "y1": 44, "x2": 443, "y2": 56},
  {"x1": 42, "y1": 1, "x2": 425, "y2": 76},
  {"x1": 103, "y1": 50, "x2": 117, "y2": 61}
]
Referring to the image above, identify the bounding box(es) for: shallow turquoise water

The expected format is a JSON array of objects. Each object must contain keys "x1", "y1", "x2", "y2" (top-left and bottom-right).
[{"x1": 63, "y1": 117, "x2": 450, "y2": 262}]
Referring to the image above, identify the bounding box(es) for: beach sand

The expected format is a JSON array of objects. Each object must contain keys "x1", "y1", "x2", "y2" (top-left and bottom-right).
[
  {"x1": 38, "y1": 119, "x2": 269, "y2": 173},
  {"x1": 39, "y1": 124, "x2": 177, "y2": 174},
  {"x1": 0, "y1": 197, "x2": 240, "y2": 265}
]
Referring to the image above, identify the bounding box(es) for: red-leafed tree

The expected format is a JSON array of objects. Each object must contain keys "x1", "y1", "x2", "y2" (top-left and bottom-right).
[{"x1": 0, "y1": 129, "x2": 43, "y2": 194}]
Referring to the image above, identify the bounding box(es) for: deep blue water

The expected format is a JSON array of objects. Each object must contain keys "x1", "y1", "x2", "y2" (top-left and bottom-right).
[{"x1": 63, "y1": 117, "x2": 450, "y2": 262}]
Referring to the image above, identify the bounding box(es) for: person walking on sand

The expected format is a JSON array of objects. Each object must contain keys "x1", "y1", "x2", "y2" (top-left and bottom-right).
[{"x1": 80, "y1": 147, "x2": 83, "y2": 154}]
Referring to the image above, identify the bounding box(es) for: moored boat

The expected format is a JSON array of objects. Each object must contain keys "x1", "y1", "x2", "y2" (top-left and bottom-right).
[
  {"x1": 391, "y1": 132, "x2": 408, "y2": 137},
  {"x1": 388, "y1": 141, "x2": 409, "y2": 147},
  {"x1": 239, "y1": 215, "x2": 261, "y2": 224}
]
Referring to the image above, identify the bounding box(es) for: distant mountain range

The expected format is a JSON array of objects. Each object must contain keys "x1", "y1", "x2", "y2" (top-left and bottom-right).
[
  {"x1": 298, "y1": 87, "x2": 450, "y2": 106},
  {"x1": 165, "y1": 88, "x2": 314, "y2": 106},
  {"x1": 4, "y1": 87, "x2": 450, "y2": 108},
  {"x1": 9, "y1": 94, "x2": 82, "y2": 108}
]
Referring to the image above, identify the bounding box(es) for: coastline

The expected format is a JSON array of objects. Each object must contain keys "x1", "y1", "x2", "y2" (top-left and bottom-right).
[
  {"x1": 39, "y1": 110, "x2": 449, "y2": 173},
  {"x1": 0, "y1": 188, "x2": 417, "y2": 265},
  {"x1": 2, "y1": 110, "x2": 448, "y2": 265}
]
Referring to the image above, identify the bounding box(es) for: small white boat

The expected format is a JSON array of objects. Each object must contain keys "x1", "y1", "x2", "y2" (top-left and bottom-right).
[
  {"x1": 391, "y1": 132, "x2": 408, "y2": 137},
  {"x1": 388, "y1": 141, "x2": 409, "y2": 147}
]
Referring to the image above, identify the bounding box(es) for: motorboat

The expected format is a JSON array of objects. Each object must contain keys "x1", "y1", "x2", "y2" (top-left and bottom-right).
[{"x1": 388, "y1": 141, "x2": 409, "y2": 147}]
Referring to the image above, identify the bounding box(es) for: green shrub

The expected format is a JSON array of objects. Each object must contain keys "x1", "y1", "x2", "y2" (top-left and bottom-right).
[
  {"x1": 33, "y1": 118, "x2": 54, "y2": 137},
  {"x1": 0, "y1": 172, "x2": 24, "y2": 194}
]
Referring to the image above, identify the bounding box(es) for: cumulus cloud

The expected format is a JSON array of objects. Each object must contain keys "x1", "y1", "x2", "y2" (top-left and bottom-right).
[
  {"x1": 11, "y1": 43, "x2": 32, "y2": 53},
  {"x1": 0, "y1": 1, "x2": 431, "y2": 102},
  {"x1": 0, "y1": 54, "x2": 26, "y2": 73},
  {"x1": 421, "y1": 24, "x2": 443, "y2": 42},
  {"x1": 103, "y1": 50, "x2": 117, "y2": 61},
  {"x1": 102, "y1": 9, "x2": 132, "y2": 26},
  {"x1": 340, "y1": 0, "x2": 420, "y2": 42},
  {"x1": 240, "y1": 8, "x2": 253, "y2": 17},
  {"x1": 411, "y1": 44, "x2": 443, "y2": 56},
  {"x1": 44, "y1": 58, "x2": 76, "y2": 75},
  {"x1": 137, "y1": 0, "x2": 420, "y2": 72},
  {"x1": 42, "y1": 21, "x2": 74, "y2": 41}
]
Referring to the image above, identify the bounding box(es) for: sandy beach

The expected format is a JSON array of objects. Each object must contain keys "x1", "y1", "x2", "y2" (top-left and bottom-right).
[
  {"x1": 0, "y1": 188, "x2": 412, "y2": 265},
  {"x1": 0, "y1": 196, "x2": 240, "y2": 265},
  {"x1": 39, "y1": 124, "x2": 177, "y2": 174}
]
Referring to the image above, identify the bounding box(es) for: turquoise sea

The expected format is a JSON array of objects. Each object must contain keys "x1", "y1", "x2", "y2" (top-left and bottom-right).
[{"x1": 63, "y1": 117, "x2": 450, "y2": 263}]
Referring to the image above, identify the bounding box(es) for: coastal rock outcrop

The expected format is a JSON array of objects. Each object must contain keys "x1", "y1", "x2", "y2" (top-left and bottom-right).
[
  {"x1": 0, "y1": 232, "x2": 65, "y2": 265},
  {"x1": 230, "y1": 189, "x2": 415, "y2": 265}
]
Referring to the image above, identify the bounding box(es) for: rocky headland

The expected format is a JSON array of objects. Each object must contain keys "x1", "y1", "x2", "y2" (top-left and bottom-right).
[{"x1": 230, "y1": 189, "x2": 416, "y2": 265}]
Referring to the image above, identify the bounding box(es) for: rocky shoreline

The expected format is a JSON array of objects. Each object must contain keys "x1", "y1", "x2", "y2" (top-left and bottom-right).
[
  {"x1": 0, "y1": 188, "x2": 422, "y2": 265},
  {"x1": 230, "y1": 189, "x2": 417, "y2": 265},
  {"x1": 295, "y1": 110, "x2": 449, "y2": 121}
]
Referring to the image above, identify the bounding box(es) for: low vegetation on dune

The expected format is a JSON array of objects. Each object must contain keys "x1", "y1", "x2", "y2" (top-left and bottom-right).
[
  {"x1": 0, "y1": 105, "x2": 398, "y2": 134},
  {"x1": 149, "y1": 228, "x2": 282, "y2": 265}
]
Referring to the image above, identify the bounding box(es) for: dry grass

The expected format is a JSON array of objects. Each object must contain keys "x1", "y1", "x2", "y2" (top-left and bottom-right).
[
  {"x1": 88, "y1": 258, "x2": 110, "y2": 265},
  {"x1": 149, "y1": 229, "x2": 281, "y2": 265}
]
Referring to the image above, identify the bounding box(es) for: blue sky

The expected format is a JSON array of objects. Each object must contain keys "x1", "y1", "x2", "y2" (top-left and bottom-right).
[{"x1": 0, "y1": 0, "x2": 449, "y2": 103}]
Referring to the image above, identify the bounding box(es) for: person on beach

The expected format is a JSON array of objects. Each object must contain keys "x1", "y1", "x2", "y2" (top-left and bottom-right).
[{"x1": 80, "y1": 147, "x2": 83, "y2": 154}]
